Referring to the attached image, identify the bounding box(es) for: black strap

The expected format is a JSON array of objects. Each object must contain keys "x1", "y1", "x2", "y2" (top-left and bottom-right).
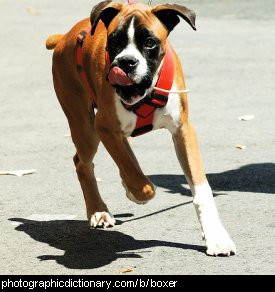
[{"x1": 131, "y1": 124, "x2": 154, "y2": 137}]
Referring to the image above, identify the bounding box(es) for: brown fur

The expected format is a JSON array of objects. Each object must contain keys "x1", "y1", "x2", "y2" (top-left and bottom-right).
[
  {"x1": 46, "y1": 34, "x2": 64, "y2": 50},
  {"x1": 47, "y1": 2, "x2": 207, "y2": 224}
]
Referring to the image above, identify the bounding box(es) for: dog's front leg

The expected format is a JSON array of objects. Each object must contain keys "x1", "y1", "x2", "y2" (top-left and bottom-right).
[
  {"x1": 69, "y1": 111, "x2": 116, "y2": 229},
  {"x1": 95, "y1": 116, "x2": 155, "y2": 205},
  {"x1": 172, "y1": 123, "x2": 236, "y2": 256}
]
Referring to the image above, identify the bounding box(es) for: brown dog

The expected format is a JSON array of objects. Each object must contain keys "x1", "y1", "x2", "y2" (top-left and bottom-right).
[{"x1": 46, "y1": 0, "x2": 236, "y2": 256}]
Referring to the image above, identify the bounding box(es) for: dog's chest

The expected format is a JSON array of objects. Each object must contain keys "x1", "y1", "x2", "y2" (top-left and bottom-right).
[
  {"x1": 114, "y1": 87, "x2": 181, "y2": 137},
  {"x1": 114, "y1": 97, "x2": 137, "y2": 137}
]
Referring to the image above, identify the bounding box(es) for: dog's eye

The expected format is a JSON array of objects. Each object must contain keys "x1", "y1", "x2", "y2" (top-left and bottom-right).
[{"x1": 144, "y1": 38, "x2": 157, "y2": 50}]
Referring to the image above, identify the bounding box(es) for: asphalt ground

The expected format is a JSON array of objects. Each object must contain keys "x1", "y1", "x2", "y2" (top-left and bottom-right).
[{"x1": 0, "y1": 0, "x2": 274, "y2": 275}]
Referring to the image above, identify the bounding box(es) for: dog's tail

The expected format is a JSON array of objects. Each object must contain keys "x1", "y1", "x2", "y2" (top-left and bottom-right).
[{"x1": 46, "y1": 34, "x2": 64, "y2": 50}]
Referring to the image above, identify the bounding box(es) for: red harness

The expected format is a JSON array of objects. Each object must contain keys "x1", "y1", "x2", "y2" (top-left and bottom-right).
[{"x1": 76, "y1": 27, "x2": 174, "y2": 137}]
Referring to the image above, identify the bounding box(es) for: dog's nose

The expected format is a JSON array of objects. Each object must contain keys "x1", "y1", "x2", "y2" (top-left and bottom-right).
[{"x1": 117, "y1": 56, "x2": 139, "y2": 74}]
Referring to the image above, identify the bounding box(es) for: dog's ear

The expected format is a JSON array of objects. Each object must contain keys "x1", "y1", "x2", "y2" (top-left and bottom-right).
[
  {"x1": 151, "y1": 4, "x2": 196, "y2": 33},
  {"x1": 90, "y1": 0, "x2": 123, "y2": 35}
]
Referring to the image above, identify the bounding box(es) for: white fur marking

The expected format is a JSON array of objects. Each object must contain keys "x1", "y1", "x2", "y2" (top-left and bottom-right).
[
  {"x1": 115, "y1": 19, "x2": 148, "y2": 84},
  {"x1": 192, "y1": 182, "x2": 236, "y2": 256},
  {"x1": 128, "y1": 18, "x2": 135, "y2": 42},
  {"x1": 114, "y1": 94, "x2": 137, "y2": 137},
  {"x1": 153, "y1": 84, "x2": 181, "y2": 134},
  {"x1": 90, "y1": 211, "x2": 116, "y2": 228}
]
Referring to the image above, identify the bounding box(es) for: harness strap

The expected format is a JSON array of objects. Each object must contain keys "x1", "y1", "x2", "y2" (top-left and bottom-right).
[
  {"x1": 124, "y1": 43, "x2": 174, "y2": 137},
  {"x1": 76, "y1": 27, "x2": 96, "y2": 102}
]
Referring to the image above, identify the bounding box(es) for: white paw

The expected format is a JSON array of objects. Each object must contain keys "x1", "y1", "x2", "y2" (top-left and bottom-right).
[
  {"x1": 205, "y1": 228, "x2": 236, "y2": 256},
  {"x1": 89, "y1": 212, "x2": 116, "y2": 228}
]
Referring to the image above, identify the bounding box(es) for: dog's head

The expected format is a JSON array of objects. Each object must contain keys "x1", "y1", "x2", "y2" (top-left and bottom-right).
[{"x1": 90, "y1": 0, "x2": 196, "y2": 105}]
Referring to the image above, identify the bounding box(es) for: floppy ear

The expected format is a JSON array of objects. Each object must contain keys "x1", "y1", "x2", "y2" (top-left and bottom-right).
[
  {"x1": 90, "y1": 0, "x2": 123, "y2": 35},
  {"x1": 151, "y1": 4, "x2": 196, "y2": 33}
]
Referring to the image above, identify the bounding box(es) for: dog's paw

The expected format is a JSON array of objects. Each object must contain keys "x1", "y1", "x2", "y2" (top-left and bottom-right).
[
  {"x1": 89, "y1": 211, "x2": 116, "y2": 228},
  {"x1": 205, "y1": 227, "x2": 236, "y2": 257},
  {"x1": 122, "y1": 181, "x2": 155, "y2": 205}
]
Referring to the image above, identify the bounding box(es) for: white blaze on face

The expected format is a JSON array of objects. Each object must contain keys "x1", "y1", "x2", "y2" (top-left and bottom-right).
[{"x1": 114, "y1": 18, "x2": 148, "y2": 84}]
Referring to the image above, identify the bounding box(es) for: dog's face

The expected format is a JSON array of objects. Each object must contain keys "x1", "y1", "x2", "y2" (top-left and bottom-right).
[
  {"x1": 91, "y1": 1, "x2": 196, "y2": 105},
  {"x1": 107, "y1": 14, "x2": 166, "y2": 105}
]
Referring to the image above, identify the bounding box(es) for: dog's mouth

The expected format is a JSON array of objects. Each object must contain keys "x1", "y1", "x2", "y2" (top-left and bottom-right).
[
  {"x1": 115, "y1": 85, "x2": 148, "y2": 106},
  {"x1": 107, "y1": 66, "x2": 151, "y2": 106}
]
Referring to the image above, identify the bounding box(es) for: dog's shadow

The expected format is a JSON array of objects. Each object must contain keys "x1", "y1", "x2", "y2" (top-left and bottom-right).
[
  {"x1": 9, "y1": 218, "x2": 204, "y2": 270},
  {"x1": 148, "y1": 163, "x2": 275, "y2": 196},
  {"x1": 9, "y1": 163, "x2": 274, "y2": 270}
]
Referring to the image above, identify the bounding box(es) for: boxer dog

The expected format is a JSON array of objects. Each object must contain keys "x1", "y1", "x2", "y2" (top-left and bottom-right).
[{"x1": 46, "y1": 0, "x2": 236, "y2": 256}]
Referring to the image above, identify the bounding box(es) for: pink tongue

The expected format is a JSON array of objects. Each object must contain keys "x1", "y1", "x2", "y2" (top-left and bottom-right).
[{"x1": 108, "y1": 66, "x2": 134, "y2": 86}]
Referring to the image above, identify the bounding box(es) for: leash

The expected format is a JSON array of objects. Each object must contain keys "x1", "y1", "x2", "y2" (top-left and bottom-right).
[{"x1": 153, "y1": 87, "x2": 190, "y2": 94}]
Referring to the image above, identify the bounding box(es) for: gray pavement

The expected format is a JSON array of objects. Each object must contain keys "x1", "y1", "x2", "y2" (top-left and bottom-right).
[{"x1": 0, "y1": 0, "x2": 274, "y2": 275}]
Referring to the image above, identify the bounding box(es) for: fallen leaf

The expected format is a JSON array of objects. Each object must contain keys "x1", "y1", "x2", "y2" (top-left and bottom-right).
[
  {"x1": 0, "y1": 169, "x2": 36, "y2": 177},
  {"x1": 238, "y1": 115, "x2": 255, "y2": 121},
  {"x1": 119, "y1": 268, "x2": 134, "y2": 274},
  {"x1": 26, "y1": 7, "x2": 40, "y2": 16},
  {"x1": 235, "y1": 144, "x2": 247, "y2": 150}
]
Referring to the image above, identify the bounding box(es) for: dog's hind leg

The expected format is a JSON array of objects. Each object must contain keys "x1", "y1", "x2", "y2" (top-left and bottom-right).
[{"x1": 172, "y1": 122, "x2": 236, "y2": 256}]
